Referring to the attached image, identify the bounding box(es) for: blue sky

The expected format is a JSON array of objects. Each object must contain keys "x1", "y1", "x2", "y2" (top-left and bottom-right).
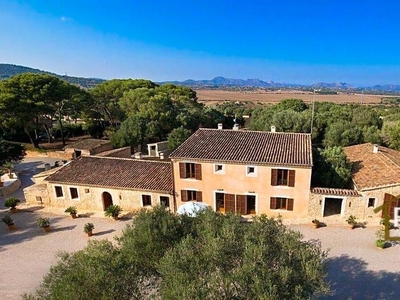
[{"x1": 1, "y1": 0, "x2": 400, "y2": 86}]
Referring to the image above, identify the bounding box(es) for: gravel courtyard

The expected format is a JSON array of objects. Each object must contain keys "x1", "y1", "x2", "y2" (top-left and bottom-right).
[{"x1": 1, "y1": 157, "x2": 399, "y2": 299}]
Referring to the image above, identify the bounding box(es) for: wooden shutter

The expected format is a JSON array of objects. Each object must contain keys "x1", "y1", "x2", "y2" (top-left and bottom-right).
[
  {"x1": 181, "y1": 190, "x2": 187, "y2": 202},
  {"x1": 288, "y1": 170, "x2": 296, "y2": 187},
  {"x1": 195, "y1": 164, "x2": 202, "y2": 180},
  {"x1": 287, "y1": 198, "x2": 294, "y2": 211},
  {"x1": 271, "y1": 169, "x2": 278, "y2": 186},
  {"x1": 236, "y1": 195, "x2": 247, "y2": 215},
  {"x1": 179, "y1": 163, "x2": 185, "y2": 178},
  {"x1": 270, "y1": 197, "x2": 277, "y2": 209},
  {"x1": 196, "y1": 191, "x2": 203, "y2": 202},
  {"x1": 225, "y1": 194, "x2": 235, "y2": 213},
  {"x1": 382, "y1": 193, "x2": 399, "y2": 219}
]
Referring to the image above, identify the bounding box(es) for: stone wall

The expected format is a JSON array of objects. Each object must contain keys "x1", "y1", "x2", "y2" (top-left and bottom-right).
[
  {"x1": 309, "y1": 189, "x2": 392, "y2": 224},
  {"x1": 42, "y1": 183, "x2": 173, "y2": 213},
  {"x1": 24, "y1": 184, "x2": 50, "y2": 205},
  {"x1": 0, "y1": 173, "x2": 21, "y2": 197}
]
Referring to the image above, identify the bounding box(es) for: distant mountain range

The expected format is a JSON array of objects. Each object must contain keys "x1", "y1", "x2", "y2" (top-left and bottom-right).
[
  {"x1": 1, "y1": 63, "x2": 400, "y2": 92},
  {"x1": 0, "y1": 64, "x2": 104, "y2": 88},
  {"x1": 163, "y1": 77, "x2": 400, "y2": 92}
]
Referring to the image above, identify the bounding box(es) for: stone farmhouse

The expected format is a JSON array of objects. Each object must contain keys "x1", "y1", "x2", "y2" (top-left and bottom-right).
[
  {"x1": 169, "y1": 128, "x2": 313, "y2": 218},
  {"x1": 23, "y1": 131, "x2": 397, "y2": 222},
  {"x1": 25, "y1": 157, "x2": 173, "y2": 211}
]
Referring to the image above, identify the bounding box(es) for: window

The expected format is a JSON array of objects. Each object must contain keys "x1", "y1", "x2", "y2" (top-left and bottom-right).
[
  {"x1": 142, "y1": 195, "x2": 152, "y2": 206},
  {"x1": 70, "y1": 187, "x2": 79, "y2": 200},
  {"x1": 368, "y1": 198, "x2": 376, "y2": 207},
  {"x1": 160, "y1": 196, "x2": 170, "y2": 208},
  {"x1": 179, "y1": 163, "x2": 202, "y2": 180},
  {"x1": 55, "y1": 186, "x2": 63, "y2": 198},
  {"x1": 271, "y1": 169, "x2": 295, "y2": 187},
  {"x1": 270, "y1": 197, "x2": 294, "y2": 211},
  {"x1": 246, "y1": 166, "x2": 257, "y2": 177},
  {"x1": 181, "y1": 190, "x2": 203, "y2": 202},
  {"x1": 214, "y1": 164, "x2": 225, "y2": 174}
]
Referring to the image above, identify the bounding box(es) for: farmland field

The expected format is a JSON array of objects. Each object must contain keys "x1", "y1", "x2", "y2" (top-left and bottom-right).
[{"x1": 195, "y1": 89, "x2": 390, "y2": 106}]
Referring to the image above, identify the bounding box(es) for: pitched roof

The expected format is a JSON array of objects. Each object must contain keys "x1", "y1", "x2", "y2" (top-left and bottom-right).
[
  {"x1": 65, "y1": 138, "x2": 110, "y2": 150},
  {"x1": 311, "y1": 187, "x2": 360, "y2": 197},
  {"x1": 344, "y1": 143, "x2": 400, "y2": 190},
  {"x1": 170, "y1": 128, "x2": 312, "y2": 167},
  {"x1": 45, "y1": 156, "x2": 173, "y2": 193}
]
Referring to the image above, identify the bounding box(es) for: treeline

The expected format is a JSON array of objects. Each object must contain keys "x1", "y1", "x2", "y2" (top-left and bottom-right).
[{"x1": 3, "y1": 74, "x2": 400, "y2": 188}]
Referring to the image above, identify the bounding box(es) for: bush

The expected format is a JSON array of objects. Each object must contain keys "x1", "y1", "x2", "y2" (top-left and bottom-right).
[
  {"x1": 64, "y1": 206, "x2": 77, "y2": 214},
  {"x1": 37, "y1": 217, "x2": 50, "y2": 228},
  {"x1": 83, "y1": 223, "x2": 94, "y2": 233},
  {"x1": 104, "y1": 205, "x2": 122, "y2": 218},
  {"x1": 2, "y1": 214, "x2": 14, "y2": 226},
  {"x1": 4, "y1": 197, "x2": 20, "y2": 209}
]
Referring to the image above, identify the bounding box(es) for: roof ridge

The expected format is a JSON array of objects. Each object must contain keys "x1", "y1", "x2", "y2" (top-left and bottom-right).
[
  {"x1": 88, "y1": 156, "x2": 171, "y2": 164},
  {"x1": 198, "y1": 127, "x2": 311, "y2": 136}
]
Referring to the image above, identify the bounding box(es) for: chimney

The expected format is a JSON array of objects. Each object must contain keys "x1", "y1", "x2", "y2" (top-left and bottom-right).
[
  {"x1": 271, "y1": 126, "x2": 276, "y2": 133},
  {"x1": 373, "y1": 144, "x2": 379, "y2": 154},
  {"x1": 134, "y1": 152, "x2": 142, "y2": 159},
  {"x1": 233, "y1": 124, "x2": 240, "y2": 131},
  {"x1": 217, "y1": 123, "x2": 223, "y2": 130},
  {"x1": 159, "y1": 152, "x2": 164, "y2": 160}
]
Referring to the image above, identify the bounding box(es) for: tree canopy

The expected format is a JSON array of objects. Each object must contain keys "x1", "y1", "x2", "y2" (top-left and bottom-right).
[
  {"x1": 0, "y1": 73, "x2": 93, "y2": 147},
  {"x1": 25, "y1": 207, "x2": 330, "y2": 300},
  {"x1": 0, "y1": 139, "x2": 25, "y2": 166}
]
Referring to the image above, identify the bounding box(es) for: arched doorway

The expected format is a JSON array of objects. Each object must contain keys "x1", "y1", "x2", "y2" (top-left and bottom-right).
[{"x1": 102, "y1": 192, "x2": 113, "y2": 210}]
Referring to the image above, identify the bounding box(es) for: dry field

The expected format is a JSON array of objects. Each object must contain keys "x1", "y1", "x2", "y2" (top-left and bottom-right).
[{"x1": 195, "y1": 89, "x2": 389, "y2": 106}]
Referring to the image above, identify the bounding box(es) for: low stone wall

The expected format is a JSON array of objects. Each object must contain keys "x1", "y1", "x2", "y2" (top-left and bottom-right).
[
  {"x1": 0, "y1": 173, "x2": 21, "y2": 197},
  {"x1": 26, "y1": 150, "x2": 72, "y2": 160}
]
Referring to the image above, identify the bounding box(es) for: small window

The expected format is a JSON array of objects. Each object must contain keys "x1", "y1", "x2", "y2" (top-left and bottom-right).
[
  {"x1": 142, "y1": 195, "x2": 152, "y2": 206},
  {"x1": 214, "y1": 164, "x2": 225, "y2": 174},
  {"x1": 55, "y1": 186, "x2": 63, "y2": 198},
  {"x1": 160, "y1": 196, "x2": 170, "y2": 208},
  {"x1": 368, "y1": 198, "x2": 376, "y2": 207},
  {"x1": 85, "y1": 188, "x2": 90, "y2": 194},
  {"x1": 246, "y1": 166, "x2": 257, "y2": 177},
  {"x1": 70, "y1": 187, "x2": 79, "y2": 200}
]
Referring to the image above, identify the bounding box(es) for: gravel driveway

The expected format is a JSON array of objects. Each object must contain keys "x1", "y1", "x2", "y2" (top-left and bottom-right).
[{"x1": 1, "y1": 157, "x2": 400, "y2": 299}]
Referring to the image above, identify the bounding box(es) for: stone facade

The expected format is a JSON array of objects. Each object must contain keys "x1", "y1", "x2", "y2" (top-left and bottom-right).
[{"x1": 26, "y1": 182, "x2": 173, "y2": 213}]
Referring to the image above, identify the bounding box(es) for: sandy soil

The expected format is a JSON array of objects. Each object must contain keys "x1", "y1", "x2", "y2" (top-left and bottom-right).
[{"x1": 195, "y1": 89, "x2": 390, "y2": 106}]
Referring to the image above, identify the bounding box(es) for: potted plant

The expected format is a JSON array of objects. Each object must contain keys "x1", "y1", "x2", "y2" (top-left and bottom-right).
[
  {"x1": 2, "y1": 161, "x2": 15, "y2": 178},
  {"x1": 346, "y1": 215, "x2": 357, "y2": 229},
  {"x1": 65, "y1": 206, "x2": 78, "y2": 219},
  {"x1": 104, "y1": 205, "x2": 122, "y2": 220},
  {"x1": 2, "y1": 214, "x2": 16, "y2": 230},
  {"x1": 37, "y1": 217, "x2": 50, "y2": 232},
  {"x1": 84, "y1": 223, "x2": 94, "y2": 237},
  {"x1": 312, "y1": 219, "x2": 321, "y2": 229},
  {"x1": 4, "y1": 197, "x2": 20, "y2": 213},
  {"x1": 375, "y1": 229, "x2": 386, "y2": 249}
]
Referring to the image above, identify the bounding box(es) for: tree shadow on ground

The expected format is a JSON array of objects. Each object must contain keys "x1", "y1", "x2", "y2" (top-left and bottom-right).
[
  {"x1": 51, "y1": 225, "x2": 76, "y2": 232},
  {"x1": 320, "y1": 255, "x2": 400, "y2": 299},
  {"x1": 94, "y1": 229, "x2": 116, "y2": 236},
  {"x1": 0, "y1": 212, "x2": 66, "y2": 252}
]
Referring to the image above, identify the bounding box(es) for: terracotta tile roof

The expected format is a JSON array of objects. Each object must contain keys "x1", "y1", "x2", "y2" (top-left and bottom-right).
[
  {"x1": 170, "y1": 128, "x2": 312, "y2": 167},
  {"x1": 45, "y1": 156, "x2": 173, "y2": 193},
  {"x1": 65, "y1": 139, "x2": 110, "y2": 150},
  {"x1": 344, "y1": 143, "x2": 400, "y2": 190},
  {"x1": 311, "y1": 187, "x2": 360, "y2": 197}
]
